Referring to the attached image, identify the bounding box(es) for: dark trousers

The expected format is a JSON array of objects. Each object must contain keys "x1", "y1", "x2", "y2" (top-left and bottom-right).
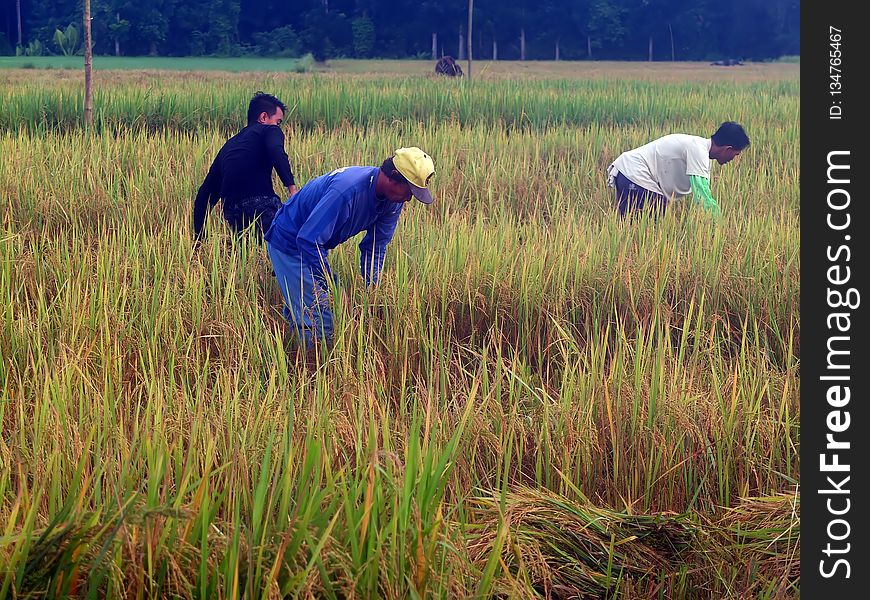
[
  {"x1": 614, "y1": 171, "x2": 668, "y2": 218},
  {"x1": 223, "y1": 195, "x2": 284, "y2": 241}
]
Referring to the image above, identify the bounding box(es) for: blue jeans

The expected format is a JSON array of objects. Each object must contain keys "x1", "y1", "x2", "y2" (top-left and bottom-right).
[
  {"x1": 223, "y1": 195, "x2": 283, "y2": 241},
  {"x1": 614, "y1": 171, "x2": 668, "y2": 218},
  {"x1": 266, "y1": 242, "x2": 334, "y2": 348}
]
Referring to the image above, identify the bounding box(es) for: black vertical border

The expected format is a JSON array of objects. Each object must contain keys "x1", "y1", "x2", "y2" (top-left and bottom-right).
[{"x1": 802, "y1": 2, "x2": 868, "y2": 597}]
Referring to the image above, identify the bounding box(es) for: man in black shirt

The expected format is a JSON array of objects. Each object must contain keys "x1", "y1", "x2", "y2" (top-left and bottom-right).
[{"x1": 192, "y1": 92, "x2": 298, "y2": 242}]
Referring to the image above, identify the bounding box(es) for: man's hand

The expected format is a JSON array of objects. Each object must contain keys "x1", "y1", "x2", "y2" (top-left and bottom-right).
[{"x1": 288, "y1": 184, "x2": 298, "y2": 197}]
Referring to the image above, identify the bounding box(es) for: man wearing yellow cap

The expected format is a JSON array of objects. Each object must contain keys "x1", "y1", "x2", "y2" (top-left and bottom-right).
[{"x1": 264, "y1": 147, "x2": 435, "y2": 349}]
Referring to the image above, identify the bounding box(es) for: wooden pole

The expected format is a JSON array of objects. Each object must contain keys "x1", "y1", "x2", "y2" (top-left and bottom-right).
[
  {"x1": 16, "y1": 0, "x2": 22, "y2": 46},
  {"x1": 84, "y1": 0, "x2": 93, "y2": 127},
  {"x1": 467, "y1": 0, "x2": 473, "y2": 81}
]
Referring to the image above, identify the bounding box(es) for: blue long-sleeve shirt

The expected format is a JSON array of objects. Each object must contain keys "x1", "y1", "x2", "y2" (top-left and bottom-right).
[{"x1": 264, "y1": 166, "x2": 404, "y2": 288}]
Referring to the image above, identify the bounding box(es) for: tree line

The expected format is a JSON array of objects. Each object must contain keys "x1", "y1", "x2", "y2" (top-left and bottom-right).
[{"x1": 2, "y1": 0, "x2": 799, "y2": 62}]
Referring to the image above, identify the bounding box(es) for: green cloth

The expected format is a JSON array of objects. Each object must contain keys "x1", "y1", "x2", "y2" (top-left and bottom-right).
[{"x1": 689, "y1": 175, "x2": 721, "y2": 216}]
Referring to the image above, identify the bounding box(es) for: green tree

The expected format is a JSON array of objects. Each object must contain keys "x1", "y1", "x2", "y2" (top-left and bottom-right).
[
  {"x1": 583, "y1": 0, "x2": 627, "y2": 59},
  {"x1": 351, "y1": 15, "x2": 375, "y2": 57},
  {"x1": 300, "y1": 5, "x2": 352, "y2": 60},
  {"x1": 108, "y1": 15, "x2": 131, "y2": 56},
  {"x1": 128, "y1": 1, "x2": 175, "y2": 55},
  {"x1": 0, "y1": 32, "x2": 13, "y2": 55},
  {"x1": 29, "y1": 0, "x2": 79, "y2": 49},
  {"x1": 253, "y1": 25, "x2": 301, "y2": 57},
  {"x1": 11, "y1": 0, "x2": 801, "y2": 60},
  {"x1": 167, "y1": 0, "x2": 211, "y2": 55},
  {"x1": 208, "y1": 0, "x2": 240, "y2": 55}
]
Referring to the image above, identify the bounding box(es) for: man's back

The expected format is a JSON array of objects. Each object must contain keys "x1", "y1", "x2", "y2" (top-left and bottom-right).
[
  {"x1": 192, "y1": 92, "x2": 297, "y2": 241},
  {"x1": 266, "y1": 166, "x2": 400, "y2": 253},
  {"x1": 612, "y1": 133, "x2": 711, "y2": 199},
  {"x1": 214, "y1": 123, "x2": 295, "y2": 204}
]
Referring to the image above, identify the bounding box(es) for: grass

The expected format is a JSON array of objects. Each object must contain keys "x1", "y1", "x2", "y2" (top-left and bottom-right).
[
  {"x1": 0, "y1": 67, "x2": 799, "y2": 597},
  {"x1": 0, "y1": 69, "x2": 799, "y2": 133},
  {"x1": 324, "y1": 59, "x2": 799, "y2": 81},
  {"x1": 0, "y1": 55, "x2": 317, "y2": 72},
  {"x1": 0, "y1": 56, "x2": 800, "y2": 81}
]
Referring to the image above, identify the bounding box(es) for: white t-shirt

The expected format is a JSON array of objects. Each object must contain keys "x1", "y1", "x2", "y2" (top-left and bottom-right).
[{"x1": 607, "y1": 134, "x2": 712, "y2": 200}]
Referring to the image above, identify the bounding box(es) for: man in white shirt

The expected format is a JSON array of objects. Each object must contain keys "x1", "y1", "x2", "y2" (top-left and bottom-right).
[{"x1": 606, "y1": 121, "x2": 750, "y2": 218}]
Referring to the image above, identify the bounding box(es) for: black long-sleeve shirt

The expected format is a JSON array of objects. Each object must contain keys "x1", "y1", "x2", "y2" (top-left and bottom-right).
[{"x1": 193, "y1": 123, "x2": 295, "y2": 237}]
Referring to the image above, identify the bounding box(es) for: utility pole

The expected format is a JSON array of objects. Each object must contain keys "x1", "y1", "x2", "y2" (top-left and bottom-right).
[
  {"x1": 84, "y1": 0, "x2": 93, "y2": 127},
  {"x1": 16, "y1": 0, "x2": 22, "y2": 46},
  {"x1": 467, "y1": 0, "x2": 473, "y2": 81}
]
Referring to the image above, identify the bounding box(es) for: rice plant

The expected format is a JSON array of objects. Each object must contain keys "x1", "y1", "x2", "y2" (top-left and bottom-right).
[{"x1": 0, "y1": 65, "x2": 799, "y2": 598}]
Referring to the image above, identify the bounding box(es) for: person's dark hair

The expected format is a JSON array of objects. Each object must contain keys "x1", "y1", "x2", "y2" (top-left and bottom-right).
[
  {"x1": 380, "y1": 157, "x2": 408, "y2": 183},
  {"x1": 711, "y1": 121, "x2": 750, "y2": 150},
  {"x1": 247, "y1": 92, "x2": 287, "y2": 125}
]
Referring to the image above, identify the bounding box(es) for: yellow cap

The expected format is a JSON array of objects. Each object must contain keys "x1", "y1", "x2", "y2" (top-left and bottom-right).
[{"x1": 393, "y1": 147, "x2": 435, "y2": 204}]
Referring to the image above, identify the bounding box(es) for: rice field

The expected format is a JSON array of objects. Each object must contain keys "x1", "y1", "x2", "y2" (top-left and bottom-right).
[{"x1": 0, "y1": 64, "x2": 799, "y2": 598}]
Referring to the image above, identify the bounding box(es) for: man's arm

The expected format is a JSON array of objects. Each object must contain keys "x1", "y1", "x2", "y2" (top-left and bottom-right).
[
  {"x1": 358, "y1": 205, "x2": 403, "y2": 286},
  {"x1": 263, "y1": 126, "x2": 296, "y2": 196},
  {"x1": 689, "y1": 175, "x2": 721, "y2": 216},
  {"x1": 192, "y1": 155, "x2": 222, "y2": 240},
  {"x1": 295, "y1": 189, "x2": 349, "y2": 290}
]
